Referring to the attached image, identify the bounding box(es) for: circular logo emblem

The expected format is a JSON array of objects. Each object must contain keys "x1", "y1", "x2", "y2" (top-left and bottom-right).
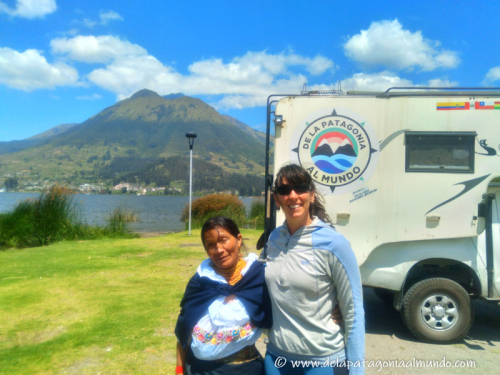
[{"x1": 290, "y1": 108, "x2": 379, "y2": 194}]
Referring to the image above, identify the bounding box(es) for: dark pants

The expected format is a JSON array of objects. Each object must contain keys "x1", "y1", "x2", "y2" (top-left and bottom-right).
[{"x1": 186, "y1": 356, "x2": 264, "y2": 375}]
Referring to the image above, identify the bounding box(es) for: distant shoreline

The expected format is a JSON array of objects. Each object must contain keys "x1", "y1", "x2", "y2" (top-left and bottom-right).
[{"x1": 2, "y1": 190, "x2": 264, "y2": 199}]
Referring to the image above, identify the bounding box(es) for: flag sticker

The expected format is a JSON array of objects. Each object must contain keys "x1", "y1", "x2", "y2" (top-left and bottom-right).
[
  {"x1": 436, "y1": 101, "x2": 500, "y2": 111},
  {"x1": 436, "y1": 102, "x2": 470, "y2": 110},
  {"x1": 475, "y1": 101, "x2": 495, "y2": 110}
]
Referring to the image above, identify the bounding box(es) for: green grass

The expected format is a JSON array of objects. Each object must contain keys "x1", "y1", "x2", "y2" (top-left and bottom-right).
[{"x1": 0, "y1": 229, "x2": 263, "y2": 374}]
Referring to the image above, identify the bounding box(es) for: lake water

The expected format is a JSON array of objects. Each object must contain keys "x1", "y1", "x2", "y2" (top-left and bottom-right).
[{"x1": 0, "y1": 193, "x2": 260, "y2": 233}]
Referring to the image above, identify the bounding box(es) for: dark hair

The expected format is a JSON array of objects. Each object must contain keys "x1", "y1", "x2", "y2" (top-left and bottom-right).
[
  {"x1": 201, "y1": 216, "x2": 247, "y2": 252},
  {"x1": 274, "y1": 164, "x2": 332, "y2": 224}
]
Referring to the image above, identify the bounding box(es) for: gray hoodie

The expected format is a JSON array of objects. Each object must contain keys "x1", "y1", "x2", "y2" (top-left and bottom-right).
[{"x1": 265, "y1": 218, "x2": 365, "y2": 374}]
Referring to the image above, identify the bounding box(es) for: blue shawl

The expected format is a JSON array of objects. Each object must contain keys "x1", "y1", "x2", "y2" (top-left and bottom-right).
[{"x1": 175, "y1": 260, "x2": 272, "y2": 348}]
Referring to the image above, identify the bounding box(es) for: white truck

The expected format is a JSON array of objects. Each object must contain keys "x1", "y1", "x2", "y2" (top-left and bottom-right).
[{"x1": 261, "y1": 87, "x2": 500, "y2": 343}]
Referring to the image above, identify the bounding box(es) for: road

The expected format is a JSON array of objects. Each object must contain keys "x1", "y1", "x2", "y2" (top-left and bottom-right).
[
  {"x1": 363, "y1": 288, "x2": 499, "y2": 374},
  {"x1": 257, "y1": 288, "x2": 500, "y2": 374}
]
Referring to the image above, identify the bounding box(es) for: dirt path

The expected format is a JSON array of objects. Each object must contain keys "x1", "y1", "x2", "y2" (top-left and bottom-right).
[{"x1": 257, "y1": 289, "x2": 500, "y2": 374}]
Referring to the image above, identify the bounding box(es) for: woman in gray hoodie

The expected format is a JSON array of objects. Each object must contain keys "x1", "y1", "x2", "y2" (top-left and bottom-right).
[{"x1": 264, "y1": 164, "x2": 365, "y2": 375}]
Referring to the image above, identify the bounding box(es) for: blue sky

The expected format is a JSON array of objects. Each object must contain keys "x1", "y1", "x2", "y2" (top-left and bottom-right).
[{"x1": 0, "y1": 0, "x2": 499, "y2": 141}]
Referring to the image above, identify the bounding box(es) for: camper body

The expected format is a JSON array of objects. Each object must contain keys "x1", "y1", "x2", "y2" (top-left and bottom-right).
[{"x1": 264, "y1": 88, "x2": 500, "y2": 343}]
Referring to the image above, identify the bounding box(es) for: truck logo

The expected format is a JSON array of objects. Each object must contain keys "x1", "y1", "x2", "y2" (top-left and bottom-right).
[{"x1": 291, "y1": 109, "x2": 379, "y2": 194}]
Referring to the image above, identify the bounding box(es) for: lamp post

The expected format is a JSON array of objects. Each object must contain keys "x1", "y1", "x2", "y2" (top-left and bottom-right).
[{"x1": 186, "y1": 132, "x2": 197, "y2": 235}]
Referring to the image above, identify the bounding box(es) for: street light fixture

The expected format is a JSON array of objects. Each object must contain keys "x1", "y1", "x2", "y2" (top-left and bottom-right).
[{"x1": 186, "y1": 132, "x2": 197, "y2": 235}]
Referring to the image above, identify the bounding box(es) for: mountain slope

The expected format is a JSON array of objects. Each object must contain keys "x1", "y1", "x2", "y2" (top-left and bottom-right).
[
  {"x1": 222, "y1": 115, "x2": 267, "y2": 145},
  {"x1": 27, "y1": 123, "x2": 79, "y2": 140},
  {"x1": 50, "y1": 89, "x2": 265, "y2": 164},
  {"x1": 0, "y1": 123, "x2": 78, "y2": 155}
]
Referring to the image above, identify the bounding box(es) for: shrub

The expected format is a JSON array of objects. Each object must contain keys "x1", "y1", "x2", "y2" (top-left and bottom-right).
[
  {"x1": 0, "y1": 201, "x2": 38, "y2": 248},
  {"x1": 107, "y1": 207, "x2": 138, "y2": 235},
  {"x1": 247, "y1": 199, "x2": 265, "y2": 230},
  {"x1": 181, "y1": 193, "x2": 246, "y2": 229},
  {"x1": 0, "y1": 186, "x2": 138, "y2": 249}
]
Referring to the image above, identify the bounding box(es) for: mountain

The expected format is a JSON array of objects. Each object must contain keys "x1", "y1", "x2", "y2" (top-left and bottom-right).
[
  {"x1": 311, "y1": 143, "x2": 356, "y2": 158},
  {"x1": 222, "y1": 115, "x2": 268, "y2": 145},
  {"x1": 0, "y1": 123, "x2": 78, "y2": 155},
  {"x1": 0, "y1": 89, "x2": 268, "y2": 187},
  {"x1": 27, "y1": 123, "x2": 78, "y2": 140},
  {"x1": 0, "y1": 139, "x2": 40, "y2": 155},
  {"x1": 334, "y1": 143, "x2": 357, "y2": 157},
  {"x1": 98, "y1": 155, "x2": 264, "y2": 196},
  {"x1": 48, "y1": 89, "x2": 265, "y2": 164},
  {"x1": 163, "y1": 93, "x2": 185, "y2": 100}
]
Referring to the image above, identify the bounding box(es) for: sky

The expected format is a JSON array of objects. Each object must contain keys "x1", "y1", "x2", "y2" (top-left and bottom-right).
[{"x1": 0, "y1": 0, "x2": 499, "y2": 141}]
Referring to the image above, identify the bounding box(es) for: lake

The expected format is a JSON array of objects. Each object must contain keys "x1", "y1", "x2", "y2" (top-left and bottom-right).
[{"x1": 0, "y1": 193, "x2": 260, "y2": 233}]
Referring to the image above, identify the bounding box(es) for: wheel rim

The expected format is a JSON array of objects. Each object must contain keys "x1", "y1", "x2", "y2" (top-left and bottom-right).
[{"x1": 419, "y1": 294, "x2": 459, "y2": 331}]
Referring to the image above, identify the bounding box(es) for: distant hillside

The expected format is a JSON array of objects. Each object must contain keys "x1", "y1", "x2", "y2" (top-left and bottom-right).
[
  {"x1": 98, "y1": 155, "x2": 264, "y2": 196},
  {"x1": 0, "y1": 123, "x2": 78, "y2": 155},
  {"x1": 222, "y1": 115, "x2": 268, "y2": 145},
  {"x1": 27, "y1": 123, "x2": 78, "y2": 140},
  {"x1": 0, "y1": 139, "x2": 40, "y2": 155}
]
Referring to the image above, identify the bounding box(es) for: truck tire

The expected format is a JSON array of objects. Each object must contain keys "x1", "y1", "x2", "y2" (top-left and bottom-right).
[
  {"x1": 401, "y1": 278, "x2": 474, "y2": 343},
  {"x1": 373, "y1": 288, "x2": 395, "y2": 308}
]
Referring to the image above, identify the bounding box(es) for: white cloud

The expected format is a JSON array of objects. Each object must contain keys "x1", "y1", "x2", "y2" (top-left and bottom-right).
[
  {"x1": 228, "y1": 51, "x2": 334, "y2": 76},
  {"x1": 344, "y1": 19, "x2": 460, "y2": 71},
  {"x1": 0, "y1": 0, "x2": 56, "y2": 18},
  {"x1": 76, "y1": 93, "x2": 102, "y2": 100},
  {"x1": 47, "y1": 35, "x2": 333, "y2": 108},
  {"x1": 80, "y1": 10, "x2": 123, "y2": 28},
  {"x1": 484, "y1": 66, "x2": 500, "y2": 85},
  {"x1": 51, "y1": 35, "x2": 146, "y2": 63},
  {"x1": 0, "y1": 47, "x2": 78, "y2": 91},
  {"x1": 83, "y1": 18, "x2": 96, "y2": 28},
  {"x1": 337, "y1": 72, "x2": 458, "y2": 92},
  {"x1": 340, "y1": 72, "x2": 413, "y2": 91},
  {"x1": 99, "y1": 10, "x2": 122, "y2": 25},
  {"x1": 87, "y1": 54, "x2": 182, "y2": 99},
  {"x1": 426, "y1": 78, "x2": 458, "y2": 87},
  {"x1": 80, "y1": 44, "x2": 333, "y2": 107}
]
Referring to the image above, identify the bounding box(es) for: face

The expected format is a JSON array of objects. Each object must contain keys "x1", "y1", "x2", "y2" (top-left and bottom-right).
[
  {"x1": 274, "y1": 177, "x2": 314, "y2": 228},
  {"x1": 203, "y1": 227, "x2": 242, "y2": 270}
]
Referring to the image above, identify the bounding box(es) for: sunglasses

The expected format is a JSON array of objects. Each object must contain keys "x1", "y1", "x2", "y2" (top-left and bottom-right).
[{"x1": 274, "y1": 184, "x2": 311, "y2": 195}]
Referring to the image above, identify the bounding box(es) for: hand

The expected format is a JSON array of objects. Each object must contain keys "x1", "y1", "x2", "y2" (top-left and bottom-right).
[
  {"x1": 224, "y1": 294, "x2": 237, "y2": 304},
  {"x1": 331, "y1": 303, "x2": 343, "y2": 325},
  {"x1": 176, "y1": 342, "x2": 186, "y2": 374}
]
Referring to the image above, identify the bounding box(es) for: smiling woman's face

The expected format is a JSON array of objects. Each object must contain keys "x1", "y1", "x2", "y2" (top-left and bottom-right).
[{"x1": 203, "y1": 227, "x2": 242, "y2": 270}]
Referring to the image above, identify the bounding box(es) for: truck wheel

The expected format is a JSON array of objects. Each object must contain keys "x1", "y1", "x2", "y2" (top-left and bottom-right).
[
  {"x1": 373, "y1": 288, "x2": 395, "y2": 307},
  {"x1": 401, "y1": 278, "x2": 474, "y2": 343}
]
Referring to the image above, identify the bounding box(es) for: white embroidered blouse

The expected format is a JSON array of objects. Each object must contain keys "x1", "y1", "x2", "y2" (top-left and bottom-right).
[{"x1": 190, "y1": 253, "x2": 263, "y2": 360}]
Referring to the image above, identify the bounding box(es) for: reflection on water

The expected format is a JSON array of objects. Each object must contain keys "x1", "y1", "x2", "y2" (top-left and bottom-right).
[{"x1": 0, "y1": 193, "x2": 259, "y2": 233}]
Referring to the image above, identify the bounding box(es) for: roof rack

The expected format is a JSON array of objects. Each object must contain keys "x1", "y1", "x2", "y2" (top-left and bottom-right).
[
  {"x1": 377, "y1": 87, "x2": 500, "y2": 98},
  {"x1": 300, "y1": 83, "x2": 344, "y2": 96}
]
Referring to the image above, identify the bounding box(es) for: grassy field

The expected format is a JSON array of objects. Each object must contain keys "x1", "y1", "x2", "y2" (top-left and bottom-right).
[{"x1": 0, "y1": 229, "x2": 263, "y2": 374}]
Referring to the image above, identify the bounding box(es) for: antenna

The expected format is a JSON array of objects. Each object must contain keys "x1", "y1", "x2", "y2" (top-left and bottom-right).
[{"x1": 301, "y1": 83, "x2": 307, "y2": 95}]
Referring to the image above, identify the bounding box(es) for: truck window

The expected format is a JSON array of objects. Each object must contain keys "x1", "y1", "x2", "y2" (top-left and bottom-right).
[{"x1": 405, "y1": 132, "x2": 475, "y2": 173}]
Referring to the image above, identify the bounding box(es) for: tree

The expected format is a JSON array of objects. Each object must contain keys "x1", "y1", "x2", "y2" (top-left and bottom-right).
[{"x1": 4, "y1": 177, "x2": 18, "y2": 190}]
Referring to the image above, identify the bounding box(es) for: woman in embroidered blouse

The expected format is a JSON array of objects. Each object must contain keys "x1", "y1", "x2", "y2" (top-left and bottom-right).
[{"x1": 175, "y1": 216, "x2": 272, "y2": 375}]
